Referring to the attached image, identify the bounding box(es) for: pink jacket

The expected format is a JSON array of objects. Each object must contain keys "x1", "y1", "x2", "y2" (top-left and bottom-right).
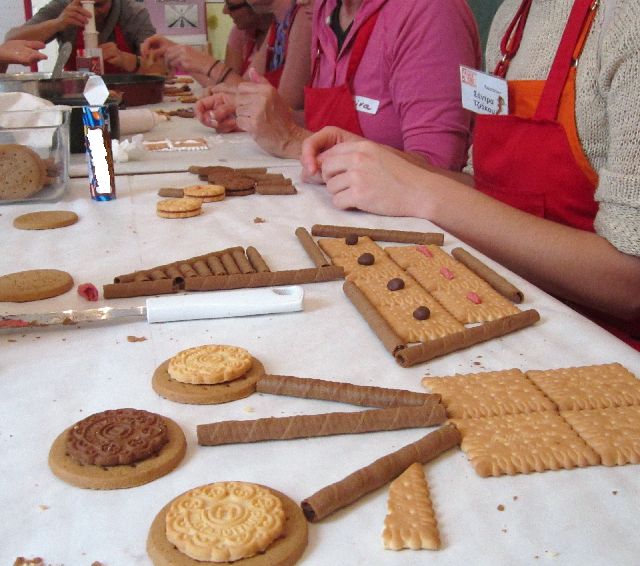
[{"x1": 310, "y1": 0, "x2": 481, "y2": 169}]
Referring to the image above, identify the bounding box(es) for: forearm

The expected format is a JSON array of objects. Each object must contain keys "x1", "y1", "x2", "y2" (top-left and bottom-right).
[
  {"x1": 6, "y1": 21, "x2": 61, "y2": 43},
  {"x1": 421, "y1": 174, "x2": 640, "y2": 319}
]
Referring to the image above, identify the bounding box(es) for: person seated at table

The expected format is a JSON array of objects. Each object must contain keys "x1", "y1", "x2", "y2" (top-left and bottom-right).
[
  {"x1": 6, "y1": 0, "x2": 156, "y2": 74},
  {"x1": 0, "y1": 39, "x2": 47, "y2": 73},
  {"x1": 141, "y1": 0, "x2": 311, "y2": 111},
  {"x1": 194, "y1": 0, "x2": 480, "y2": 168},
  {"x1": 300, "y1": 0, "x2": 640, "y2": 349},
  {"x1": 224, "y1": 1, "x2": 274, "y2": 76}
]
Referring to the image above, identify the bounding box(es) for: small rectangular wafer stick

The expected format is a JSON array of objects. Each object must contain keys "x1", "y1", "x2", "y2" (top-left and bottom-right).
[
  {"x1": 246, "y1": 247, "x2": 271, "y2": 272},
  {"x1": 343, "y1": 281, "x2": 406, "y2": 355},
  {"x1": 395, "y1": 309, "x2": 541, "y2": 367},
  {"x1": 295, "y1": 227, "x2": 331, "y2": 267},
  {"x1": 301, "y1": 424, "x2": 461, "y2": 522},
  {"x1": 157, "y1": 188, "x2": 184, "y2": 198},
  {"x1": 231, "y1": 249, "x2": 256, "y2": 274},
  {"x1": 103, "y1": 278, "x2": 180, "y2": 299},
  {"x1": 206, "y1": 255, "x2": 227, "y2": 275},
  {"x1": 258, "y1": 374, "x2": 439, "y2": 408},
  {"x1": 312, "y1": 224, "x2": 445, "y2": 246},
  {"x1": 197, "y1": 403, "x2": 446, "y2": 446},
  {"x1": 183, "y1": 266, "x2": 345, "y2": 291},
  {"x1": 255, "y1": 184, "x2": 298, "y2": 195},
  {"x1": 451, "y1": 247, "x2": 524, "y2": 303}
]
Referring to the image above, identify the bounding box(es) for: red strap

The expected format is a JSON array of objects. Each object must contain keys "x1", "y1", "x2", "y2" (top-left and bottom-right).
[
  {"x1": 494, "y1": 0, "x2": 533, "y2": 78},
  {"x1": 535, "y1": 0, "x2": 598, "y2": 120}
]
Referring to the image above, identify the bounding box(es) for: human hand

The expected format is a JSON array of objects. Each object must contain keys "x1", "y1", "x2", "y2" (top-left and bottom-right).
[
  {"x1": 0, "y1": 40, "x2": 47, "y2": 67},
  {"x1": 55, "y1": 0, "x2": 90, "y2": 31},
  {"x1": 232, "y1": 68, "x2": 306, "y2": 158},
  {"x1": 140, "y1": 34, "x2": 175, "y2": 59},
  {"x1": 99, "y1": 41, "x2": 127, "y2": 70},
  {"x1": 164, "y1": 44, "x2": 213, "y2": 77},
  {"x1": 315, "y1": 140, "x2": 429, "y2": 216},
  {"x1": 300, "y1": 126, "x2": 365, "y2": 183},
  {"x1": 195, "y1": 91, "x2": 239, "y2": 133}
]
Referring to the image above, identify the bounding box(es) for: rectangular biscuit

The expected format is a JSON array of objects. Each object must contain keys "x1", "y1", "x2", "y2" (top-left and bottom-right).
[
  {"x1": 451, "y1": 412, "x2": 601, "y2": 477},
  {"x1": 422, "y1": 369, "x2": 557, "y2": 418},
  {"x1": 561, "y1": 406, "x2": 640, "y2": 466},
  {"x1": 525, "y1": 363, "x2": 640, "y2": 410}
]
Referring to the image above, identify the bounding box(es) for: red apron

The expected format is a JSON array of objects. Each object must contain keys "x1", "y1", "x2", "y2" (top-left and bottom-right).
[
  {"x1": 303, "y1": 10, "x2": 379, "y2": 135},
  {"x1": 473, "y1": 0, "x2": 640, "y2": 349},
  {"x1": 66, "y1": 25, "x2": 134, "y2": 74},
  {"x1": 263, "y1": 5, "x2": 300, "y2": 88}
]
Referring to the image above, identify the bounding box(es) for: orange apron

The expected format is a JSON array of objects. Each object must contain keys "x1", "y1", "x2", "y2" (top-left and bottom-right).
[{"x1": 473, "y1": 0, "x2": 639, "y2": 349}]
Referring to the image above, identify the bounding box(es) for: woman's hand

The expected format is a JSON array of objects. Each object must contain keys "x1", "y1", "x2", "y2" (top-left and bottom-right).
[
  {"x1": 195, "y1": 92, "x2": 240, "y2": 133},
  {"x1": 164, "y1": 44, "x2": 214, "y2": 77},
  {"x1": 300, "y1": 126, "x2": 365, "y2": 183},
  {"x1": 100, "y1": 41, "x2": 134, "y2": 71},
  {"x1": 140, "y1": 34, "x2": 175, "y2": 59},
  {"x1": 0, "y1": 39, "x2": 47, "y2": 67}
]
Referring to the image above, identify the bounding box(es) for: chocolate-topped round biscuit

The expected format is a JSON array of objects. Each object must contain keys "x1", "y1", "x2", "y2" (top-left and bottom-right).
[
  {"x1": 413, "y1": 306, "x2": 431, "y2": 320},
  {"x1": 357, "y1": 252, "x2": 375, "y2": 266},
  {"x1": 345, "y1": 234, "x2": 359, "y2": 245},
  {"x1": 387, "y1": 277, "x2": 405, "y2": 291},
  {"x1": 66, "y1": 408, "x2": 169, "y2": 466}
]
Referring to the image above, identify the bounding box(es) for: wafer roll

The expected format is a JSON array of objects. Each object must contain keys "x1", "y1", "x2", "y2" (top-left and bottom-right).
[
  {"x1": 343, "y1": 281, "x2": 406, "y2": 354},
  {"x1": 193, "y1": 260, "x2": 212, "y2": 276},
  {"x1": 311, "y1": 224, "x2": 444, "y2": 245},
  {"x1": 183, "y1": 266, "x2": 344, "y2": 291},
  {"x1": 301, "y1": 424, "x2": 461, "y2": 522},
  {"x1": 221, "y1": 253, "x2": 241, "y2": 274},
  {"x1": 206, "y1": 255, "x2": 227, "y2": 275},
  {"x1": 295, "y1": 227, "x2": 330, "y2": 267},
  {"x1": 256, "y1": 184, "x2": 297, "y2": 195},
  {"x1": 231, "y1": 249, "x2": 255, "y2": 274},
  {"x1": 395, "y1": 309, "x2": 540, "y2": 367},
  {"x1": 165, "y1": 265, "x2": 182, "y2": 280},
  {"x1": 197, "y1": 404, "x2": 446, "y2": 446},
  {"x1": 257, "y1": 374, "x2": 439, "y2": 408},
  {"x1": 103, "y1": 278, "x2": 180, "y2": 299},
  {"x1": 451, "y1": 248, "x2": 524, "y2": 303},
  {"x1": 133, "y1": 272, "x2": 151, "y2": 282},
  {"x1": 149, "y1": 269, "x2": 169, "y2": 281},
  {"x1": 178, "y1": 263, "x2": 198, "y2": 277},
  {"x1": 246, "y1": 247, "x2": 270, "y2": 272}
]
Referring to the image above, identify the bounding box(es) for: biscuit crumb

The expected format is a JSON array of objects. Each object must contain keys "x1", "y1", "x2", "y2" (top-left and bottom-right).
[
  {"x1": 612, "y1": 490, "x2": 618, "y2": 495},
  {"x1": 497, "y1": 504, "x2": 505, "y2": 511},
  {"x1": 38, "y1": 504, "x2": 49, "y2": 511},
  {"x1": 13, "y1": 558, "x2": 45, "y2": 566},
  {"x1": 127, "y1": 335, "x2": 147, "y2": 342},
  {"x1": 91, "y1": 561, "x2": 105, "y2": 566},
  {"x1": 243, "y1": 406, "x2": 255, "y2": 413},
  {"x1": 253, "y1": 217, "x2": 266, "y2": 223}
]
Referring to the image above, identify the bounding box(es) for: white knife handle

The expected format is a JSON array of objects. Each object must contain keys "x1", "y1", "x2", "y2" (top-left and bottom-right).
[{"x1": 145, "y1": 286, "x2": 304, "y2": 323}]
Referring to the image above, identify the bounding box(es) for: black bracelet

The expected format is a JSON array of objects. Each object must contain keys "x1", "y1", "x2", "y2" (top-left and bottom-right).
[
  {"x1": 206, "y1": 59, "x2": 220, "y2": 78},
  {"x1": 216, "y1": 67, "x2": 233, "y2": 85}
]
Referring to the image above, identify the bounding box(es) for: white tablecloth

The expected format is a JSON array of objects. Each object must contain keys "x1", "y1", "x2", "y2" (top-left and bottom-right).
[{"x1": 1, "y1": 138, "x2": 639, "y2": 566}]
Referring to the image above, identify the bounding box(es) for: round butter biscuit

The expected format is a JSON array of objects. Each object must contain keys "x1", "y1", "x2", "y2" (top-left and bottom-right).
[
  {"x1": 147, "y1": 484, "x2": 307, "y2": 566},
  {"x1": 13, "y1": 210, "x2": 79, "y2": 230},
  {"x1": 183, "y1": 184, "x2": 225, "y2": 202},
  {"x1": 0, "y1": 143, "x2": 47, "y2": 201},
  {"x1": 0, "y1": 269, "x2": 73, "y2": 302},
  {"x1": 157, "y1": 197, "x2": 202, "y2": 213},
  {"x1": 168, "y1": 344, "x2": 253, "y2": 385}
]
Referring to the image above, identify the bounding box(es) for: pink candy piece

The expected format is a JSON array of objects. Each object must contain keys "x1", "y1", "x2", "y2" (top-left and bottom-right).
[
  {"x1": 0, "y1": 319, "x2": 30, "y2": 328},
  {"x1": 439, "y1": 267, "x2": 455, "y2": 280},
  {"x1": 416, "y1": 245, "x2": 433, "y2": 258},
  {"x1": 466, "y1": 291, "x2": 482, "y2": 304},
  {"x1": 77, "y1": 283, "x2": 99, "y2": 302}
]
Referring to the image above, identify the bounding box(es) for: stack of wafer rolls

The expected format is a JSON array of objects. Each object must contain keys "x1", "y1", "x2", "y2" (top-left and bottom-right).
[
  {"x1": 257, "y1": 374, "x2": 438, "y2": 408},
  {"x1": 301, "y1": 424, "x2": 461, "y2": 522},
  {"x1": 189, "y1": 165, "x2": 297, "y2": 195},
  {"x1": 311, "y1": 224, "x2": 444, "y2": 245}
]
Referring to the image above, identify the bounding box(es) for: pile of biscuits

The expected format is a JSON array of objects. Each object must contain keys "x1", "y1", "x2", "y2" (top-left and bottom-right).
[
  {"x1": 152, "y1": 344, "x2": 265, "y2": 404},
  {"x1": 0, "y1": 143, "x2": 58, "y2": 201}
]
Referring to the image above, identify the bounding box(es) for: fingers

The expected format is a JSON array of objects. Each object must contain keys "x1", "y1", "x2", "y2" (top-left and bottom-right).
[{"x1": 300, "y1": 127, "x2": 344, "y2": 175}]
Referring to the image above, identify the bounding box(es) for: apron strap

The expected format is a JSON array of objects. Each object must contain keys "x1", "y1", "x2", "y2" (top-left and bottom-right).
[
  {"x1": 494, "y1": 0, "x2": 533, "y2": 78},
  {"x1": 534, "y1": 0, "x2": 599, "y2": 120}
]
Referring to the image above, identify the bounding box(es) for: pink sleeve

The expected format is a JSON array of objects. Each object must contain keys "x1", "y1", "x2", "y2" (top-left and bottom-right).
[{"x1": 389, "y1": 0, "x2": 481, "y2": 169}]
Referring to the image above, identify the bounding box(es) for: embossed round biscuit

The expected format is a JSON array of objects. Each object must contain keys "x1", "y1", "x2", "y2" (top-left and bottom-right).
[
  {"x1": 66, "y1": 408, "x2": 169, "y2": 466},
  {"x1": 157, "y1": 208, "x2": 202, "y2": 219},
  {"x1": 13, "y1": 210, "x2": 79, "y2": 230},
  {"x1": 168, "y1": 344, "x2": 253, "y2": 384},
  {"x1": 147, "y1": 484, "x2": 308, "y2": 566},
  {"x1": 0, "y1": 143, "x2": 47, "y2": 200},
  {"x1": 157, "y1": 197, "x2": 202, "y2": 213},
  {"x1": 166, "y1": 482, "x2": 285, "y2": 562},
  {"x1": 183, "y1": 184, "x2": 225, "y2": 202},
  {"x1": 0, "y1": 269, "x2": 73, "y2": 302},
  {"x1": 48, "y1": 411, "x2": 186, "y2": 490},
  {"x1": 152, "y1": 357, "x2": 264, "y2": 404}
]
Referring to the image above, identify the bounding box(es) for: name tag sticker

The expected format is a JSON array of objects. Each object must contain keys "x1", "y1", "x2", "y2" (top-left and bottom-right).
[
  {"x1": 354, "y1": 95, "x2": 380, "y2": 115},
  {"x1": 460, "y1": 65, "x2": 509, "y2": 115}
]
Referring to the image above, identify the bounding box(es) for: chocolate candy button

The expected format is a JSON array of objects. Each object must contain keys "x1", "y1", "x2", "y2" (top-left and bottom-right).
[
  {"x1": 413, "y1": 306, "x2": 431, "y2": 320},
  {"x1": 357, "y1": 253, "x2": 375, "y2": 266},
  {"x1": 387, "y1": 278, "x2": 405, "y2": 291}
]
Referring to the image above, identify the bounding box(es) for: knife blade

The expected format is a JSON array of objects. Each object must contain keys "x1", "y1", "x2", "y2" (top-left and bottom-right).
[{"x1": 0, "y1": 286, "x2": 304, "y2": 329}]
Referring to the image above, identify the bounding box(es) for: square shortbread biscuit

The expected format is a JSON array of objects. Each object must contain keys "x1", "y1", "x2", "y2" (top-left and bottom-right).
[
  {"x1": 451, "y1": 412, "x2": 601, "y2": 477},
  {"x1": 561, "y1": 405, "x2": 640, "y2": 466},
  {"x1": 525, "y1": 363, "x2": 640, "y2": 411},
  {"x1": 318, "y1": 236, "x2": 396, "y2": 276},
  {"x1": 422, "y1": 369, "x2": 557, "y2": 418}
]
